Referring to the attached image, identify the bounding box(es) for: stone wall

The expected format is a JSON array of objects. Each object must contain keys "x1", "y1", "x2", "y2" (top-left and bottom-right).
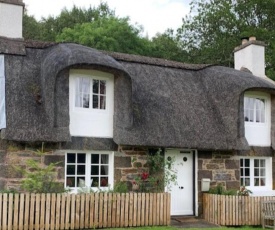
[
  {"x1": 114, "y1": 145, "x2": 150, "y2": 190},
  {"x1": 197, "y1": 150, "x2": 240, "y2": 215},
  {"x1": 0, "y1": 141, "x2": 65, "y2": 191},
  {"x1": 0, "y1": 140, "x2": 150, "y2": 192}
]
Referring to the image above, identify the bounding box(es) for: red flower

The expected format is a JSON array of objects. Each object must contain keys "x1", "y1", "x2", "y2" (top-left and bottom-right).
[{"x1": 141, "y1": 172, "x2": 149, "y2": 180}]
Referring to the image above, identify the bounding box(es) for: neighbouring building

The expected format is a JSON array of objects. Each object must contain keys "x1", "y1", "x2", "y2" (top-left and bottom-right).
[{"x1": 1, "y1": 0, "x2": 275, "y2": 216}]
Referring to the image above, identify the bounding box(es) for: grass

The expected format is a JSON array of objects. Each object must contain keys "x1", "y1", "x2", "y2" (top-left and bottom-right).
[{"x1": 102, "y1": 226, "x2": 263, "y2": 230}]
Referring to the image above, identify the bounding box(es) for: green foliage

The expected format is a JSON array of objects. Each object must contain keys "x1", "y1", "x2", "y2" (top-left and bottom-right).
[
  {"x1": 16, "y1": 149, "x2": 66, "y2": 193},
  {"x1": 208, "y1": 183, "x2": 237, "y2": 195},
  {"x1": 23, "y1": 3, "x2": 186, "y2": 62},
  {"x1": 113, "y1": 181, "x2": 129, "y2": 193},
  {"x1": 132, "y1": 149, "x2": 177, "y2": 193},
  {"x1": 23, "y1": 3, "x2": 114, "y2": 41},
  {"x1": 177, "y1": 0, "x2": 275, "y2": 79},
  {"x1": 56, "y1": 16, "x2": 150, "y2": 55}
]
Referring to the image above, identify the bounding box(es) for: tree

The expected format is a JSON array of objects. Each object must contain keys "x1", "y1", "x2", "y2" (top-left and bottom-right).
[
  {"x1": 177, "y1": 0, "x2": 275, "y2": 79},
  {"x1": 23, "y1": 13, "x2": 42, "y2": 40},
  {"x1": 150, "y1": 29, "x2": 188, "y2": 62},
  {"x1": 22, "y1": 2, "x2": 187, "y2": 62},
  {"x1": 23, "y1": 2, "x2": 114, "y2": 41},
  {"x1": 57, "y1": 16, "x2": 152, "y2": 55}
]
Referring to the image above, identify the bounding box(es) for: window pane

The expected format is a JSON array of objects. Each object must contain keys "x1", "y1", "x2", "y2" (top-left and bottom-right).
[
  {"x1": 100, "y1": 177, "x2": 108, "y2": 187},
  {"x1": 101, "y1": 154, "x2": 109, "y2": 164},
  {"x1": 67, "y1": 165, "x2": 75, "y2": 175},
  {"x1": 100, "y1": 96, "x2": 106, "y2": 109},
  {"x1": 91, "y1": 166, "x2": 99, "y2": 175},
  {"x1": 240, "y1": 159, "x2": 243, "y2": 167},
  {"x1": 67, "y1": 153, "x2": 76, "y2": 163},
  {"x1": 66, "y1": 177, "x2": 75, "y2": 187},
  {"x1": 245, "y1": 178, "x2": 250, "y2": 186},
  {"x1": 77, "y1": 154, "x2": 86, "y2": 163},
  {"x1": 254, "y1": 159, "x2": 259, "y2": 167},
  {"x1": 91, "y1": 154, "x2": 99, "y2": 164},
  {"x1": 100, "y1": 80, "x2": 106, "y2": 94},
  {"x1": 244, "y1": 159, "x2": 250, "y2": 167},
  {"x1": 245, "y1": 168, "x2": 250, "y2": 176},
  {"x1": 101, "y1": 166, "x2": 108, "y2": 175},
  {"x1": 93, "y1": 95, "x2": 99, "y2": 109},
  {"x1": 261, "y1": 178, "x2": 266, "y2": 186},
  {"x1": 254, "y1": 168, "x2": 259, "y2": 176},
  {"x1": 77, "y1": 165, "x2": 85, "y2": 175},
  {"x1": 93, "y1": 80, "x2": 99, "y2": 93},
  {"x1": 260, "y1": 168, "x2": 266, "y2": 176},
  {"x1": 260, "y1": 160, "x2": 265, "y2": 167},
  {"x1": 83, "y1": 94, "x2": 90, "y2": 108},
  {"x1": 77, "y1": 177, "x2": 85, "y2": 187},
  {"x1": 75, "y1": 77, "x2": 90, "y2": 108},
  {"x1": 254, "y1": 178, "x2": 259, "y2": 186},
  {"x1": 91, "y1": 177, "x2": 99, "y2": 187}
]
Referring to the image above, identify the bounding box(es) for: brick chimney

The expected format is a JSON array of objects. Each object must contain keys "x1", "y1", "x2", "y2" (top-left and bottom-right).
[
  {"x1": 234, "y1": 36, "x2": 266, "y2": 78},
  {"x1": 0, "y1": 0, "x2": 24, "y2": 39}
]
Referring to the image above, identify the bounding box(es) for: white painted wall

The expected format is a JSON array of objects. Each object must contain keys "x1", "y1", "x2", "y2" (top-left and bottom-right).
[
  {"x1": 244, "y1": 92, "x2": 271, "y2": 146},
  {"x1": 69, "y1": 69, "x2": 114, "y2": 138},
  {"x1": 234, "y1": 43, "x2": 265, "y2": 78},
  {"x1": 0, "y1": 55, "x2": 6, "y2": 129},
  {"x1": 0, "y1": 3, "x2": 23, "y2": 38}
]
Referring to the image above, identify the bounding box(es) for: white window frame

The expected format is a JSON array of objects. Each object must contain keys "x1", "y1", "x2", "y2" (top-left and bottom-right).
[
  {"x1": 69, "y1": 69, "x2": 114, "y2": 137},
  {"x1": 65, "y1": 151, "x2": 114, "y2": 193},
  {"x1": 244, "y1": 92, "x2": 271, "y2": 146},
  {"x1": 239, "y1": 157, "x2": 272, "y2": 195}
]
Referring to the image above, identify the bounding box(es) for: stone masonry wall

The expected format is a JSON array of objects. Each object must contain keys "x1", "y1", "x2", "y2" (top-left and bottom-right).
[
  {"x1": 197, "y1": 150, "x2": 240, "y2": 216},
  {"x1": 114, "y1": 145, "x2": 150, "y2": 191},
  {"x1": 0, "y1": 140, "x2": 65, "y2": 191},
  {"x1": 0, "y1": 140, "x2": 150, "y2": 192}
]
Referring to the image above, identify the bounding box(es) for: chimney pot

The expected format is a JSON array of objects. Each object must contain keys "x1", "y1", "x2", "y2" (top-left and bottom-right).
[
  {"x1": 241, "y1": 37, "x2": 249, "y2": 45},
  {"x1": 249, "y1": 36, "x2": 256, "y2": 41}
]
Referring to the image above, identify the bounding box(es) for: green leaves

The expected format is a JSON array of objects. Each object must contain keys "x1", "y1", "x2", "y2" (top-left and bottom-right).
[{"x1": 177, "y1": 0, "x2": 275, "y2": 78}]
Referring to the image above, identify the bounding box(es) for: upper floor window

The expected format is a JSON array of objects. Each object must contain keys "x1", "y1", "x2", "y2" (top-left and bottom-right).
[
  {"x1": 69, "y1": 70, "x2": 114, "y2": 137},
  {"x1": 243, "y1": 92, "x2": 271, "y2": 146},
  {"x1": 75, "y1": 77, "x2": 106, "y2": 110},
  {"x1": 244, "y1": 97, "x2": 265, "y2": 123}
]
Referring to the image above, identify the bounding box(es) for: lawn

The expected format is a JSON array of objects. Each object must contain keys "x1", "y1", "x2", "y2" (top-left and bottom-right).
[{"x1": 103, "y1": 226, "x2": 263, "y2": 230}]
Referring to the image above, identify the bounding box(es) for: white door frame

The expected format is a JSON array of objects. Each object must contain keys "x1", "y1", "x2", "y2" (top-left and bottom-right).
[{"x1": 165, "y1": 149, "x2": 198, "y2": 216}]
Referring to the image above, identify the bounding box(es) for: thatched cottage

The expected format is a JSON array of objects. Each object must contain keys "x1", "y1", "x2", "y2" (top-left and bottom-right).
[{"x1": 1, "y1": 0, "x2": 275, "y2": 216}]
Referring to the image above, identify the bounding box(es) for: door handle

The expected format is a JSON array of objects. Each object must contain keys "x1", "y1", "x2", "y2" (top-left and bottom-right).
[{"x1": 179, "y1": 186, "x2": 184, "y2": 189}]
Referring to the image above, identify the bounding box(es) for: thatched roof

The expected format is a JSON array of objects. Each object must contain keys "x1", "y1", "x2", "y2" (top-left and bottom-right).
[{"x1": 2, "y1": 41, "x2": 275, "y2": 150}]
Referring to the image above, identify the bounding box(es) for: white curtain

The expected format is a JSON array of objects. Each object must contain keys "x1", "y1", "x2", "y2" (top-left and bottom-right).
[
  {"x1": 0, "y1": 55, "x2": 6, "y2": 129},
  {"x1": 75, "y1": 77, "x2": 90, "y2": 108}
]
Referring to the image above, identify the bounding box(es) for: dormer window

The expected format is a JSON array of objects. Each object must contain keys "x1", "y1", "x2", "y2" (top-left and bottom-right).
[
  {"x1": 244, "y1": 97, "x2": 265, "y2": 123},
  {"x1": 75, "y1": 77, "x2": 106, "y2": 109},
  {"x1": 69, "y1": 70, "x2": 114, "y2": 137},
  {"x1": 244, "y1": 92, "x2": 271, "y2": 146}
]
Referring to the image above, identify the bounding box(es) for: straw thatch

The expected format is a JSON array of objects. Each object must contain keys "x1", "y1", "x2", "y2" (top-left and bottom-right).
[{"x1": 2, "y1": 41, "x2": 275, "y2": 150}]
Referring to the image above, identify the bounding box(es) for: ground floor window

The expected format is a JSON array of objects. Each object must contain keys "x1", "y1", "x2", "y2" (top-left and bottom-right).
[
  {"x1": 65, "y1": 151, "x2": 114, "y2": 192},
  {"x1": 240, "y1": 157, "x2": 272, "y2": 192}
]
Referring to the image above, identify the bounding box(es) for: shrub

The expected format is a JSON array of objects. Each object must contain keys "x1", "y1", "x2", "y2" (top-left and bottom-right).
[{"x1": 208, "y1": 183, "x2": 237, "y2": 195}]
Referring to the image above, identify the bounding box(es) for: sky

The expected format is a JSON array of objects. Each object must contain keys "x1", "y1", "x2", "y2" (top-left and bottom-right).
[{"x1": 23, "y1": 0, "x2": 191, "y2": 38}]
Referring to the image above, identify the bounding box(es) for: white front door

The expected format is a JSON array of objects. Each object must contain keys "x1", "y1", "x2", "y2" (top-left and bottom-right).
[{"x1": 165, "y1": 149, "x2": 194, "y2": 215}]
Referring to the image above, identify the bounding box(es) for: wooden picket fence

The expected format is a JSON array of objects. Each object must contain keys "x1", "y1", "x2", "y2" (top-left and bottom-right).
[
  {"x1": 0, "y1": 192, "x2": 171, "y2": 230},
  {"x1": 203, "y1": 193, "x2": 275, "y2": 226}
]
